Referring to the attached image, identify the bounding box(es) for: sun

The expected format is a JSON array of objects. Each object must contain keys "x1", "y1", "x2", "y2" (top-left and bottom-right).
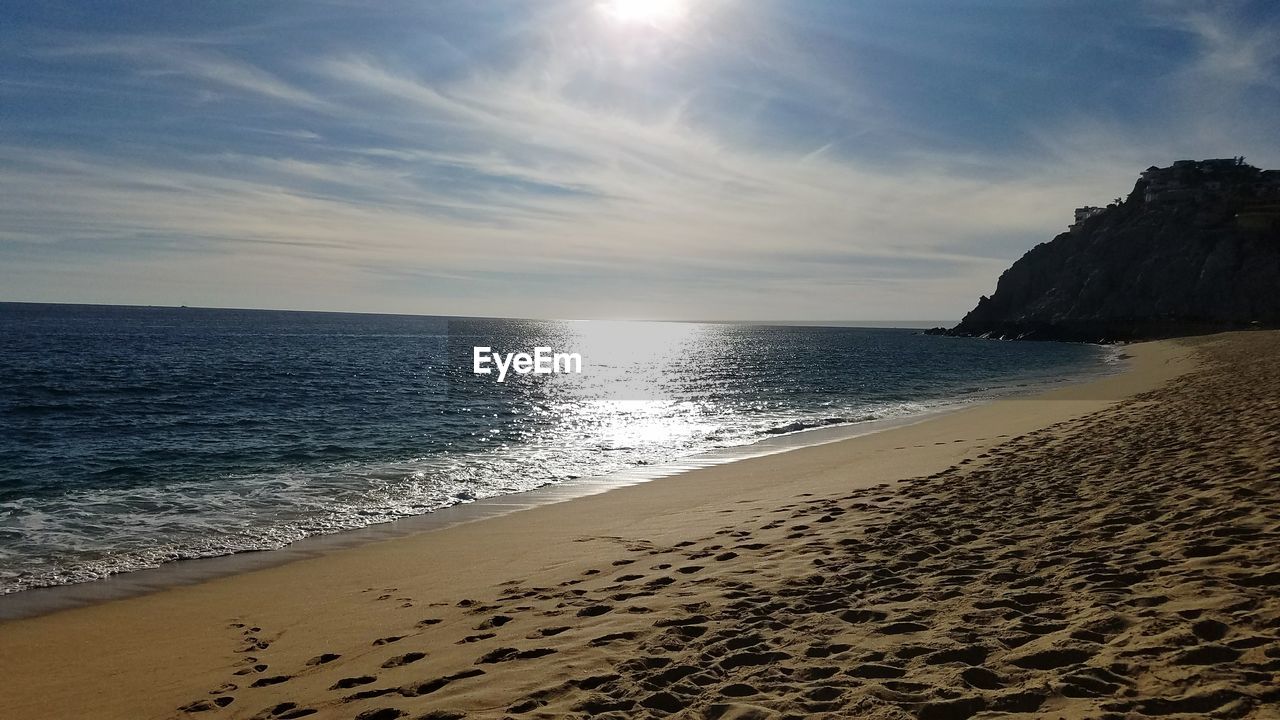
[{"x1": 599, "y1": 0, "x2": 688, "y2": 27}]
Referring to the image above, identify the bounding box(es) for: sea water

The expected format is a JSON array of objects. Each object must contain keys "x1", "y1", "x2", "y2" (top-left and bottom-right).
[{"x1": 0, "y1": 303, "x2": 1114, "y2": 594}]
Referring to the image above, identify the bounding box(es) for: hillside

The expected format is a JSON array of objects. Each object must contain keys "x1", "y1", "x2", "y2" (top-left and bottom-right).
[{"x1": 934, "y1": 158, "x2": 1280, "y2": 342}]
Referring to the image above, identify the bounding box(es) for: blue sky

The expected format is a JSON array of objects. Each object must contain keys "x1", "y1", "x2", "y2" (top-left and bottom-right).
[{"x1": 2, "y1": 0, "x2": 1278, "y2": 320}]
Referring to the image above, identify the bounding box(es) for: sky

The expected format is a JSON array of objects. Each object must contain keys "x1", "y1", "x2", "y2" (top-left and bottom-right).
[{"x1": 2, "y1": 0, "x2": 1279, "y2": 321}]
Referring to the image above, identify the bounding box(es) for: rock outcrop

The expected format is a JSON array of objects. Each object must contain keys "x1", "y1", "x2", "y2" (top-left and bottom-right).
[{"x1": 933, "y1": 159, "x2": 1280, "y2": 342}]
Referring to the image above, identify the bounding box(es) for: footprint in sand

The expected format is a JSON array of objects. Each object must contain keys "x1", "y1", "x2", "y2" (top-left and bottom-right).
[
  {"x1": 476, "y1": 646, "x2": 557, "y2": 664},
  {"x1": 178, "y1": 696, "x2": 235, "y2": 713},
  {"x1": 255, "y1": 702, "x2": 318, "y2": 719},
  {"x1": 353, "y1": 709, "x2": 405, "y2": 720},
  {"x1": 380, "y1": 651, "x2": 426, "y2": 668},
  {"x1": 589, "y1": 631, "x2": 639, "y2": 646},
  {"x1": 329, "y1": 676, "x2": 377, "y2": 690},
  {"x1": 474, "y1": 614, "x2": 512, "y2": 629},
  {"x1": 576, "y1": 604, "x2": 613, "y2": 617}
]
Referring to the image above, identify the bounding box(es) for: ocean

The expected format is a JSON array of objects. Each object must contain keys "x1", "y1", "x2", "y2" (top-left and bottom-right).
[{"x1": 0, "y1": 303, "x2": 1116, "y2": 595}]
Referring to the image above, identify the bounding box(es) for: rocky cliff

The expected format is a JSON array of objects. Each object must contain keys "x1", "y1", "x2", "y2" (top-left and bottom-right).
[{"x1": 933, "y1": 159, "x2": 1280, "y2": 342}]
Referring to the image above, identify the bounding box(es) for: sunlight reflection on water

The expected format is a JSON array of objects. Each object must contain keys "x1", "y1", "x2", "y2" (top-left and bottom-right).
[{"x1": 0, "y1": 307, "x2": 1112, "y2": 593}]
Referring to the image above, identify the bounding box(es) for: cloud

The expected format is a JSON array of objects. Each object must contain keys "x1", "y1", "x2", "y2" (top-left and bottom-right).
[
  {"x1": 1164, "y1": 0, "x2": 1280, "y2": 89},
  {"x1": 1021, "y1": 1, "x2": 1280, "y2": 176},
  {"x1": 37, "y1": 38, "x2": 333, "y2": 110},
  {"x1": 2, "y1": 0, "x2": 1278, "y2": 319}
]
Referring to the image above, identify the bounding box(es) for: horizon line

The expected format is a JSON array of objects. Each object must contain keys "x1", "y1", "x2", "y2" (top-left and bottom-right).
[{"x1": 0, "y1": 300, "x2": 956, "y2": 328}]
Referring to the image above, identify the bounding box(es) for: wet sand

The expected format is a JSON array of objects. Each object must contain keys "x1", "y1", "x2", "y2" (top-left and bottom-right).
[{"x1": 4, "y1": 332, "x2": 1278, "y2": 719}]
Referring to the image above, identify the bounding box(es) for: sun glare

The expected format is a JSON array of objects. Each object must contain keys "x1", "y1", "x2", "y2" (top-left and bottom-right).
[{"x1": 600, "y1": 0, "x2": 688, "y2": 27}]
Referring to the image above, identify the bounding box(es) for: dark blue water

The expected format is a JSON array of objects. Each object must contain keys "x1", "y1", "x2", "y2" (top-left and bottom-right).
[{"x1": 0, "y1": 303, "x2": 1114, "y2": 593}]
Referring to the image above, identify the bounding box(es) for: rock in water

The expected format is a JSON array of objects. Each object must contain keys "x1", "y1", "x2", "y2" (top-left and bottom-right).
[{"x1": 935, "y1": 158, "x2": 1280, "y2": 342}]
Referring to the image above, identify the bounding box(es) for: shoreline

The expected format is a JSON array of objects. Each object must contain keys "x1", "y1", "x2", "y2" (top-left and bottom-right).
[
  {"x1": 0, "y1": 337, "x2": 1198, "y2": 719},
  {"x1": 0, "y1": 406, "x2": 954, "y2": 622},
  {"x1": 0, "y1": 350, "x2": 1121, "y2": 621}
]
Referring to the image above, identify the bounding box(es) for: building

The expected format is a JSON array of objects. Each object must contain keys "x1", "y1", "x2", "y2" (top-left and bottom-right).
[
  {"x1": 1140, "y1": 158, "x2": 1257, "y2": 203},
  {"x1": 1071, "y1": 206, "x2": 1105, "y2": 230}
]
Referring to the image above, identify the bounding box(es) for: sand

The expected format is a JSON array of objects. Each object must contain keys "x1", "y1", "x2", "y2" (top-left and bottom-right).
[{"x1": 2, "y1": 332, "x2": 1278, "y2": 719}]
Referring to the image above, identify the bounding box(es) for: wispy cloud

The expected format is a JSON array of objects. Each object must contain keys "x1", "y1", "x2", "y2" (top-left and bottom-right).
[
  {"x1": 1164, "y1": 0, "x2": 1280, "y2": 89},
  {"x1": 1, "y1": 0, "x2": 1277, "y2": 318},
  {"x1": 38, "y1": 38, "x2": 333, "y2": 110}
]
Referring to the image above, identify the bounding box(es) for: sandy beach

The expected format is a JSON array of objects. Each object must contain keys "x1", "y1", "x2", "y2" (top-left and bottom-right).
[{"x1": 2, "y1": 331, "x2": 1278, "y2": 719}]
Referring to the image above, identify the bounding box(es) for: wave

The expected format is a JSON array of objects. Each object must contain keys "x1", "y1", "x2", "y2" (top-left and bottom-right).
[
  {"x1": 758, "y1": 416, "x2": 872, "y2": 435},
  {"x1": 0, "y1": 315, "x2": 1120, "y2": 598}
]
